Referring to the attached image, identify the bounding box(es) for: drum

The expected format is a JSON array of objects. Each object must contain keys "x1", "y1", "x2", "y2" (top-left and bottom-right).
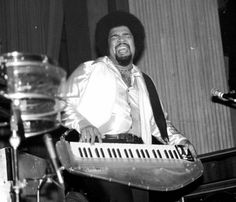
[{"x1": 0, "y1": 51, "x2": 67, "y2": 138}]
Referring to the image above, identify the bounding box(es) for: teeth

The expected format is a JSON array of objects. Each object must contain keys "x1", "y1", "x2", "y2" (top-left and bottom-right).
[
  {"x1": 118, "y1": 49, "x2": 127, "y2": 54},
  {"x1": 119, "y1": 44, "x2": 127, "y2": 47},
  {"x1": 117, "y1": 45, "x2": 129, "y2": 54},
  {"x1": 118, "y1": 47, "x2": 127, "y2": 51}
]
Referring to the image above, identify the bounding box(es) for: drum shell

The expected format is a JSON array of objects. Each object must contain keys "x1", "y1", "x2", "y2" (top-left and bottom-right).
[{"x1": 0, "y1": 52, "x2": 67, "y2": 138}]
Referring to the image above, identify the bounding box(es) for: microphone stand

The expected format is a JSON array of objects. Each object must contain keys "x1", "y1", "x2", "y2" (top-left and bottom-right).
[
  {"x1": 43, "y1": 133, "x2": 65, "y2": 202},
  {"x1": 9, "y1": 99, "x2": 24, "y2": 202}
]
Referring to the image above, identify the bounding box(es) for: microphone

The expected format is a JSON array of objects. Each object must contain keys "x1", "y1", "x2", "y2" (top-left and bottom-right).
[
  {"x1": 211, "y1": 89, "x2": 236, "y2": 102},
  {"x1": 43, "y1": 134, "x2": 64, "y2": 187}
]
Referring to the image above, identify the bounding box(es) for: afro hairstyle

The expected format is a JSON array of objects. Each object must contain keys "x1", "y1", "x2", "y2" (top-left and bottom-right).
[{"x1": 95, "y1": 10, "x2": 145, "y2": 64}]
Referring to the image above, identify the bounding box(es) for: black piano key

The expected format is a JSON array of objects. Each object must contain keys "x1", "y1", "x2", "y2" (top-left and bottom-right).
[
  {"x1": 157, "y1": 150, "x2": 162, "y2": 158},
  {"x1": 124, "y1": 149, "x2": 129, "y2": 158},
  {"x1": 117, "y1": 149, "x2": 122, "y2": 158},
  {"x1": 129, "y1": 149, "x2": 134, "y2": 158},
  {"x1": 152, "y1": 149, "x2": 157, "y2": 158},
  {"x1": 173, "y1": 150, "x2": 179, "y2": 159},
  {"x1": 88, "y1": 148, "x2": 93, "y2": 158},
  {"x1": 95, "y1": 148, "x2": 100, "y2": 158},
  {"x1": 112, "y1": 148, "x2": 117, "y2": 158},
  {"x1": 108, "y1": 148, "x2": 113, "y2": 158},
  {"x1": 78, "y1": 148, "x2": 83, "y2": 158},
  {"x1": 136, "y1": 149, "x2": 141, "y2": 158},
  {"x1": 164, "y1": 150, "x2": 169, "y2": 158},
  {"x1": 168, "y1": 150, "x2": 174, "y2": 159},
  {"x1": 145, "y1": 149, "x2": 150, "y2": 158},
  {"x1": 175, "y1": 145, "x2": 184, "y2": 159},
  {"x1": 100, "y1": 148, "x2": 105, "y2": 158},
  {"x1": 140, "y1": 149, "x2": 145, "y2": 158},
  {"x1": 83, "y1": 148, "x2": 88, "y2": 158}
]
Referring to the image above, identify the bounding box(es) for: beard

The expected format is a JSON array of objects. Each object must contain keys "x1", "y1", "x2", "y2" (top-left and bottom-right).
[{"x1": 115, "y1": 54, "x2": 132, "y2": 66}]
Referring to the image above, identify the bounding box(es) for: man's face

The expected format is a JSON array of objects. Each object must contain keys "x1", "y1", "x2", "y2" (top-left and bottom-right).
[{"x1": 108, "y1": 26, "x2": 135, "y2": 66}]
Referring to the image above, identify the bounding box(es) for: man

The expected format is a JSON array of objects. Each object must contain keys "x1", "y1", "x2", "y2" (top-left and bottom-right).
[{"x1": 63, "y1": 11, "x2": 197, "y2": 202}]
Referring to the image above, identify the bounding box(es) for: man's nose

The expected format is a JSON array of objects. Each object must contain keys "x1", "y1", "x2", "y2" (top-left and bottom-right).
[{"x1": 118, "y1": 35, "x2": 126, "y2": 42}]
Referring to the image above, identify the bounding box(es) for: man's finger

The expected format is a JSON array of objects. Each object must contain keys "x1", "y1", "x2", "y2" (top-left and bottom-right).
[{"x1": 93, "y1": 128, "x2": 102, "y2": 143}]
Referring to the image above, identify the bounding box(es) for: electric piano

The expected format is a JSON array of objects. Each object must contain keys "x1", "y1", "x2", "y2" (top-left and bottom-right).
[{"x1": 56, "y1": 139, "x2": 203, "y2": 191}]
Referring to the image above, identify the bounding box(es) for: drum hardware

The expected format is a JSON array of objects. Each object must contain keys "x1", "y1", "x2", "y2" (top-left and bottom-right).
[
  {"x1": 12, "y1": 173, "x2": 64, "y2": 202},
  {"x1": 36, "y1": 173, "x2": 64, "y2": 202},
  {"x1": 0, "y1": 51, "x2": 67, "y2": 202},
  {"x1": 9, "y1": 99, "x2": 25, "y2": 202},
  {"x1": 43, "y1": 134, "x2": 65, "y2": 188}
]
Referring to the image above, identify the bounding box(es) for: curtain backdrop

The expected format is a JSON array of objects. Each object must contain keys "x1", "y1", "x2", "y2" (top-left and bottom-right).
[
  {"x1": 0, "y1": 0, "x2": 63, "y2": 61},
  {"x1": 129, "y1": 0, "x2": 234, "y2": 154}
]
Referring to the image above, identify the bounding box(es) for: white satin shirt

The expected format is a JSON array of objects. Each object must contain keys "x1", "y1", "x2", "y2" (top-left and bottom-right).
[{"x1": 63, "y1": 56, "x2": 187, "y2": 145}]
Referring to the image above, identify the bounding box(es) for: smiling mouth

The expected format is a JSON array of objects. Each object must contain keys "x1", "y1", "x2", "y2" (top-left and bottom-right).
[{"x1": 116, "y1": 44, "x2": 130, "y2": 55}]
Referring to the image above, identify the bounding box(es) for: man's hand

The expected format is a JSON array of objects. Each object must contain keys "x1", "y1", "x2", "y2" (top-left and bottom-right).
[
  {"x1": 80, "y1": 125, "x2": 102, "y2": 144},
  {"x1": 179, "y1": 139, "x2": 198, "y2": 159}
]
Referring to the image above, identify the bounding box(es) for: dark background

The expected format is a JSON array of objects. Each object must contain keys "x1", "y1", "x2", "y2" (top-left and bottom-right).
[{"x1": 219, "y1": 0, "x2": 236, "y2": 91}]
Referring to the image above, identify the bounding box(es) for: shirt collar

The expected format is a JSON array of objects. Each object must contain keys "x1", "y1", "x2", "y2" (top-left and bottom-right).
[{"x1": 131, "y1": 65, "x2": 142, "y2": 77}]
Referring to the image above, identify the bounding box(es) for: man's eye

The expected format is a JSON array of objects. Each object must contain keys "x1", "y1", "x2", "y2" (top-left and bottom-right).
[
  {"x1": 126, "y1": 35, "x2": 132, "y2": 38},
  {"x1": 110, "y1": 36, "x2": 118, "y2": 40}
]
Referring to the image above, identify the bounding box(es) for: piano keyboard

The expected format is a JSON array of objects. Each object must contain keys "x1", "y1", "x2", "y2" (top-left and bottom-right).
[
  {"x1": 56, "y1": 140, "x2": 203, "y2": 191},
  {"x1": 69, "y1": 142, "x2": 194, "y2": 161}
]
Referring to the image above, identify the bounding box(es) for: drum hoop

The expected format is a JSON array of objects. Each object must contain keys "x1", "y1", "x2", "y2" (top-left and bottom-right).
[
  {"x1": 1, "y1": 51, "x2": 66, "y2": 78},
  {"x1": 21, "y1": 100, "x2": 66, "y2": 119},
  {"x1": 0, "y1": 51, "x2": 57, "y2": 66},
  {"x1": 4, "y1": 61, "x2": 52, "y2": 66},
  {"x1": 24, "y1": 123, "x2": 61, "y2": 138},
  {"x1": 0, "y1": 91, "x2": 66, "y2": 118},
  {"x1": 22, "y1": 116, "x2": 58, "y2": 121},
  {"x1": 4, "y1": 62, "x2": 66, "y2": 79},
  {"x1": 5, "y1": 93, "x2": 64, "y2": 100},
  {"x1": 21, "y1": 110, "x2": 61, "y2": 120}
]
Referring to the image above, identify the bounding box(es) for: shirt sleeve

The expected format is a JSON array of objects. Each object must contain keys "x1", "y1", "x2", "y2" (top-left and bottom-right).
[
  {"x1": 62, "y1": 62, "x2": 92, "y2": 132},
  {"x1": 63, "y1": 61, "x2": 116, "y2": 133},
  {"x1": 165, "y1": 119, "x2": 187, "y2": 145},
  {"x1": 151, "y1": 103, "x2": 187, "y2": 145}
]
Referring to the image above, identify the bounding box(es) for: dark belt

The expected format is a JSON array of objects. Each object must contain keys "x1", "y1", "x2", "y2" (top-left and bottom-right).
[{"x1": 103, "y1": 133, "x2": 143, "y2": 144}]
